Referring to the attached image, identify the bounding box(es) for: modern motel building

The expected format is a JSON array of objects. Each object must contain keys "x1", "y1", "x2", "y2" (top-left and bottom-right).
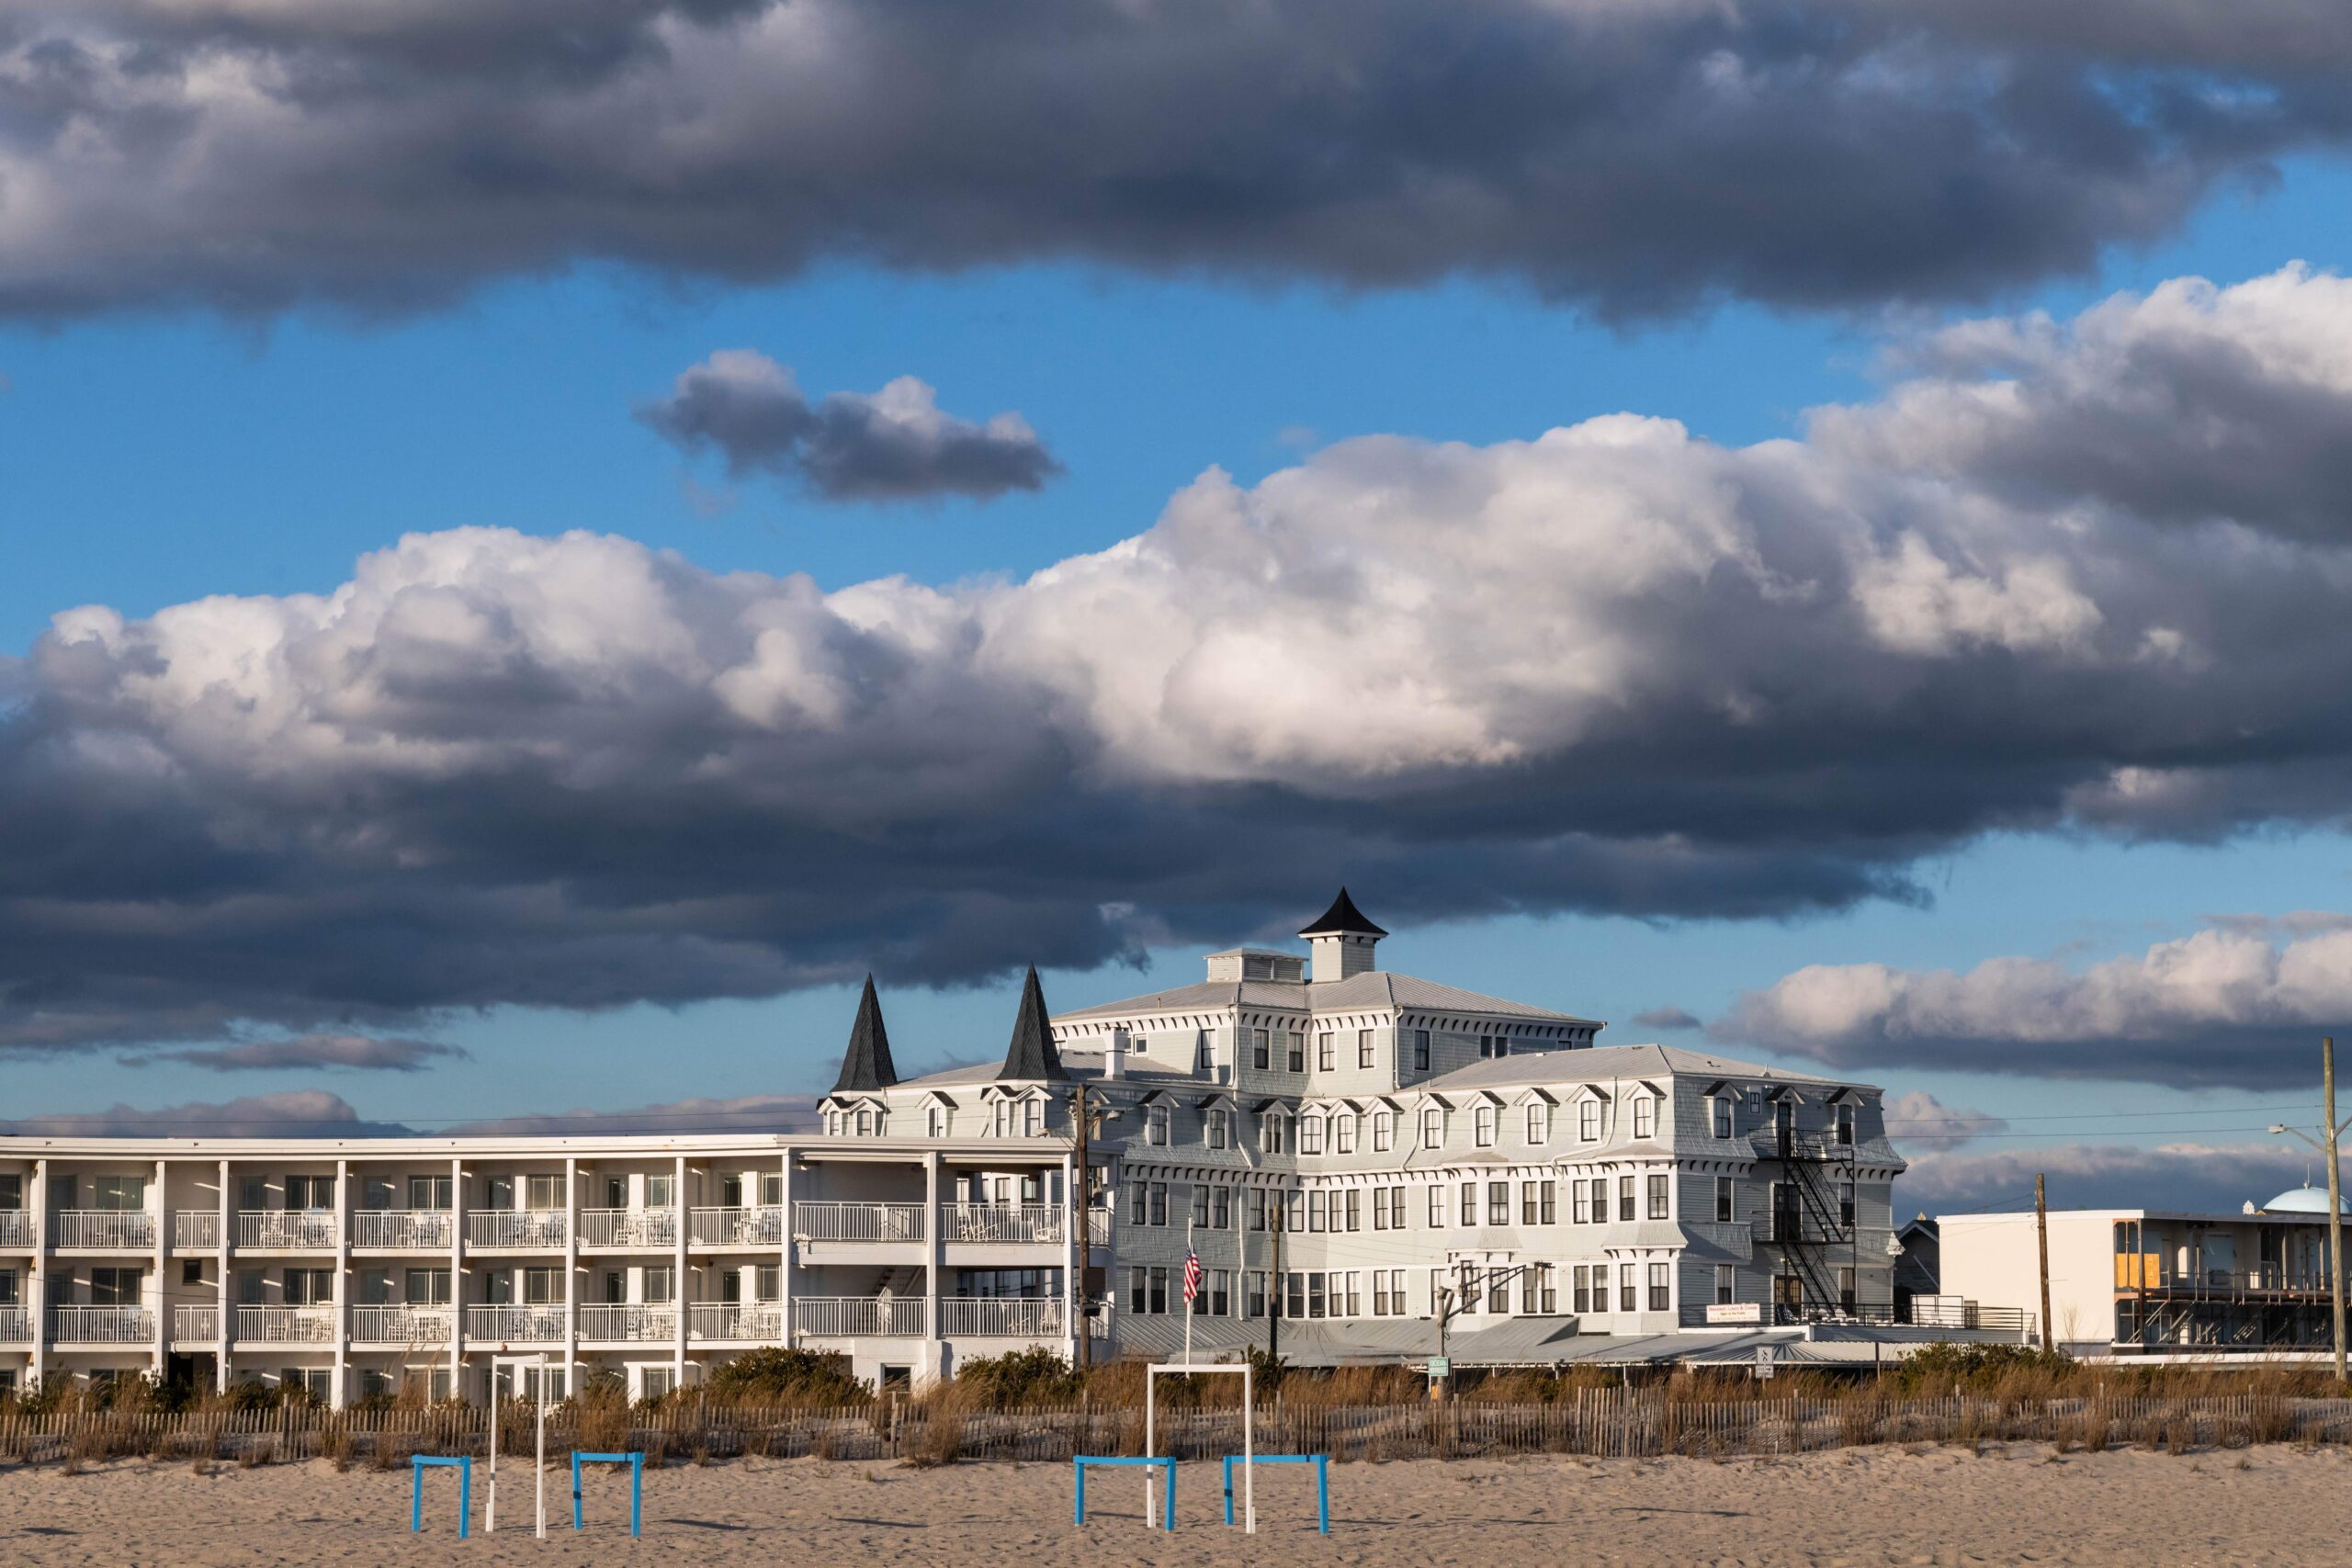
[{"x1": 0, "y1": 894, "x2": 1972, "y2": 1405}]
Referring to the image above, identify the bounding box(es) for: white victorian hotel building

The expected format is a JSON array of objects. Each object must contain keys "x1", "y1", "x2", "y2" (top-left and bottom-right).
[{"x1": 0, "y1": 893, "x2": 1913, "y2": 1404}]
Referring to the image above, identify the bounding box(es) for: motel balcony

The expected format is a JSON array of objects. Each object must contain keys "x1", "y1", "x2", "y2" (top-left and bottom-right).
[
  {"x1": 51, "y1": 1210, "x2": 156, "y2": 1251},
  {"x1": 0, "y1": 1306, "x2": 33, "y2": 1343},
  {"x1": 172, "y1": 1211, "x2": 220, "y2": 1250},
  {"x1": 790, "y1": 1296, "x2": 927, "y2": 1339},
  {"x1": 689, "y1": 1303, "x2": 785, "y2": 1342},
  {"x1": 350, "y1": 1305, "x2": 455, "y2": 1346},
  {"x1": 578, "y1": 1208, "x2": 678, "y2": 1249},
  {"x1": 688, "y1": 1206, "x2": 786, "y2": 1248},
  {"x1": 237, "y1": 1211, "x2": 338, "y2": 1250},
  {"x1": 351, "y1": 1211, "x2": 457, "y2": 1250},
  {"x1": 465, "y1": 1211, "x2": 568, "y2": 1250},
  {"x1": 578, "y1": 1304, "x2": 679, "y2": 1343},
  {"x1": 236, "y1": 1304, "x2": 336, "y2": 1345},
  {"x1": 173, "y1": 1305, "x2": 219, "y2": 1344},
  {"x1": 941, "y1": 1202, "x2": 1063, "y2": 1246},
  {"x1": 0, "y1": 1210, "x2": 33, "y2": 1248},
  {"x1": 938, "y1": 1297, "x2": 1066, "y2": 1338},
  {"x1": 465, "y1": 1304, "x2": 568, "y2": 1343},
  {"x1": 50, "y1": 1304, "x2": 154, "y2": 1345}
]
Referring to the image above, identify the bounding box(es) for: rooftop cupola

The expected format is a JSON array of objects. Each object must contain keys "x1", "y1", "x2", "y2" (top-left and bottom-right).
[
  {"x1": 1298, "y1": 887, "x2": 1386, "y2": 984},
  {"x1": 997, "y1": 964, "x2": 1069, "y2": 1081},
  {"x1": 831, "y1": 974, "x2": 899, "y2": 1092}
]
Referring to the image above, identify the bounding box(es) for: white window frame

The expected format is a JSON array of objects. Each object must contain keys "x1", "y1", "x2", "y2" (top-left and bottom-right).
[
  {"x1": 1474, "y1": 1105, "x2": 1497, "y2": 1148},
  {"x1": 1372, "y1": 1111, "x2": 1394, "y2": 1152},
  {"x1": 1147, "y1": 1103, "x2": 1170, "y2": 1145},
  {"x1": 1525, "y1": 1100, "x2": 1549, "y2": 1145},
  {"x1": 1419, "y1": 1106, "x2": 1444, "y2": 1148},
  {"x1": 1578, "y1": 1098, "x2": 1602, "y2": 1143},
  {"x1": 1632, "y1": 1094, "x2": 1657, "y2": 1141},
  {"x1": 1298, "y1": 1114, "x2": 1325, "y2": 1156}
]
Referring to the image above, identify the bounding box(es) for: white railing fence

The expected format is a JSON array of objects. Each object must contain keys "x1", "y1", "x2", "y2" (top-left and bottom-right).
[
  {"x1": 790, "y1": 1296, "x2": 926, "y2": 1337},
  {"x1": 0, "y1": 1307, "x2": 34, "y2": 1343},
  {"x1": 688, "y1": 1207, "x2": 785, "y2": 1247},
  {"x1": 578, "y1": 1209, "x2": 678, "y2": 1248},
  {"x1": 0, "y1": 1210, "x2": 28, "y2": 1248},
  {"x1": 350, "y1": 1305, "x2": 454, "y2": 1344},
  {"x1": 465, "y1": 1212, "x2": 568, "y2": 1249},
  {"x1": 689, "y1": 1303, "x2": 785, "y2": 1341},
  {"x1": 172, "y1": 1212, "x2": 220, "y2": 1250},
  {"x1": 351, "y1": 1211, "x2": 455, "y2": 1250},
  {"x1": 172, "y1": 1305, "x2": 220, "y2": 1341},
  {"x1": 939, "y1": 1297, "x2": 1066, "y2": 1337},
  {"x1": 942, "y1": 1203, "x2": 1063, "y2": 1244},
  {"x1": 52, "y1": 1211, "x2": 156, "y2": 1250},
  {"x1": 577, "y1": 1304, "x2": 679, "y2": 1341},
  {"x1": 236, "y1": 1304, "x2": 335, "y2": 1344},
  {"x1": 464, "y1": 1304, "x2": 567, "y2": 1342},
  {"x1": 50, "y1": 1304, "x2": 154, "y2": 1343},
  {"x1": 237, "y1": 1211, "x2": 339, "y2": 1249},
  {"x1": 791, "y1": 1202, "x2": 926, "y2": 1244}
]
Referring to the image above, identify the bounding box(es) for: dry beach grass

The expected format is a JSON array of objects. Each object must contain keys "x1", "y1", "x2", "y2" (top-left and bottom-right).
[{"x1": 6, "y1": 1442, "x2": 2352, "y2": 1567}]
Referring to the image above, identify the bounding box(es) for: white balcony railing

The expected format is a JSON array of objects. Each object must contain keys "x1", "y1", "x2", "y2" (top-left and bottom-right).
[
  {"x1": 352, "y1": 1211, "x2": 455, "y2": 1250},
  {"x1": 792, "y1": 1202, "x2": 925, "y2": 1244},
  {"x1": 351, "y1": 1305, "x2": 455, "y2": 1344},
  {"x1": 689, "y1": 1303, "x2": 785, "y2": 1341},
  {"x1": 939, "y1": 1297, "x2": 1067, "y2": 1338},
  {"x1": 688, "y1": 1207, "x2": 785, "y2": 1247},
  {"x1": 942, "y1": 1203, "x2": 1064, "y2": 1245},
  {"x1": 173, "y1": 1212, "x2": 220, "y2": 1250},
  {"x1": 0, "y1": 1307, "x2": 34, "y2": 1342},
  {"x1": 0, "y1": 1210, "x2": 33, "y2": 1248},
  {"x1": 173, "y1": 1304, "x2": 220, "y2": 1342},
  {"x1": 467, "y1": 1211, "x2": 568, "y2": 1249},
  {"x1": 51, "y1": 1304, "x2": 153, "y2": 1343},
  {"x1": 578, "y1": 1209, "x2": 677, "y2": 1248},
  {"x1": 791, "y1": 1296, "x2": 925, "y2": 1338},
  {"x1": 466, "y1": 1304, "x2": 567, "y2": 1343},
  {"x1": 237, "y1": 1211, "x2": 339, "y2": 1250},
  {"x1": 236, "y1": 1304, "x2": 335, "y2": 1344},
  {"x1": 52, "y1": 1211, "x2": 155, "y2": 1250},
  {"x1": 578, "y1": 1304, "x2": 679, "y2": 1342}
]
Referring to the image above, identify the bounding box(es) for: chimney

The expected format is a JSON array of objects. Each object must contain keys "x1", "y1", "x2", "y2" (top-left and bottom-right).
[
  {"x1": 1104, "y1": 1027, "x2": 1129, "y2": 1080},
  {"x1": 1297, "y1": 887, "x2": 1388, "y2": 984}
]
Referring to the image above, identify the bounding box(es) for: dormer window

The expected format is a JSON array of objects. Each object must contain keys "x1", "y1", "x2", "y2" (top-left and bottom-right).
[
  {"x1": 1333, "y1": 1113, "x2": 1356, "y2": 1155},
  {"x1": 1261, "y1": 1113, "x2": 1287, "y2": 1156},
  {"x1": 1837, "y1": 1103, "x2": 1857, "y2": 1145},
  {"x1": 854, "y1": 1106, "x2": 874, "y2": 1136},
  {"x1": 927, "y1": 1104, "x2": 946, "y2": 1138},
  {"x1": 1299, "y1": 1114, "x2": 1325, "y2": 1155},
  {"x1": 1372, "y1": 1111, "x2": 1394, "y2": 1152},
  {"x1": 1023, "y1": 1099, "x2": 1044, "y2": 1137},
  {"x1": 1525, "y1": 1101, "x2": 1549, "y2": 1145},
  {"x1": 1474, "y1": 1105, "x2": 1497, "y2": 1147},
  {"x1": 1419, "y1": 1106, "x2": 1444, "y2": 1147},
  {"x1": 1578, "y1": 1100, "x2": 1602, "y2": 1143},
  {"x1": 1632, "y1": 1096, "x2": 1657, "y2": 1141},
  {"x1": 1711, "y1": 1096, "x2": 1734, "y2": 1139},
  {"x1": 1147, "y1": 1104, "x2": 1170, "y2": 1145},
  {"x1": 1206, "y1": 1108, "x2": 1230, "y2": 1149}
]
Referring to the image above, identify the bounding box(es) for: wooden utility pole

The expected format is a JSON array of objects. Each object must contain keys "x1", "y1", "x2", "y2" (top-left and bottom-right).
[
  {"x1": 1268, "y1": 1214, "x2": 1282, "y2": 1362},
  {"x1": 2033, "y1": 1173, "x2": 2052, "y2": 1354},
  {"x1": 2327, "y1": 1037, "x2": 2346, "y2": 1387},
  {"x1": 1072, "y1": 1078, "x2": 1091, "y2": 1372}
]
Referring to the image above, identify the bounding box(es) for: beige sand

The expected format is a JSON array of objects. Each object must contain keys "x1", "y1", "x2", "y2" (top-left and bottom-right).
[{"x1": 3, "y1": 1444, "x2": 2347, "y2": 1566}]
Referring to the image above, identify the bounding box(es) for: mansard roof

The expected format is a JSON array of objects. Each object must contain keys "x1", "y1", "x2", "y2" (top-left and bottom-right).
[
  {"x1": 1050, "y1": 969, "x2": 1595, "y2": 1025},
  {"x1": 1422, "y1": 1043, "x2": 1870, "y2": 1095},
  {"x1": 997, "y1": 964, "x2": 1069, "y2": 1082},
  {"x1": 1299, "y1": 886, "x2": 1387, "y2": 939},
  {"x1": 830, "y1": 975, "x2": 899, "y2": 1093}
]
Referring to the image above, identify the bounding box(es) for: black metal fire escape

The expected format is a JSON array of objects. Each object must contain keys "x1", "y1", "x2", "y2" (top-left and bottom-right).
[{"x1": 1762, "y1": 1092, "x2": 1858, "y2": 1323}]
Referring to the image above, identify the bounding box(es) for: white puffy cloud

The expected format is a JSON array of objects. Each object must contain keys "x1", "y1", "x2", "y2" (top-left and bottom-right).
[
  {"x1": 1898, "y1": 1140, "x2": 2312, "y2": 1219},
  {"x1": 1882, "y1": 1089, "x2": 2007, "y2": 1153}
]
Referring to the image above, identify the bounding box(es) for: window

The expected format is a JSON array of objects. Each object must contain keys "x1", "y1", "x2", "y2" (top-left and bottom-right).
[
  {"x1": 1212, "y1": 1185, "x2": 1232, "y2": 1229},
  {"x1": 1526, "y1": 1101, "x2": 1549, "y2": 1145},
  {"x1": 1373, "y1": 1270, "x2": 1396, "y2": 1316},
  {"x1": 1579, "y1": 1100, "x2": 1602, "y2": 1143},
  {"x1": 1372, "y1": 1112, "x2": 1393, "y2": 1152},
  {"x1": 1246, "y1": 1270, "x2": 1268, "y2": 1318},
  {"x1": 1340, "y1": 1270, "x2": 1363, "y2": 1316},
  {"x1": 1715, "y1": 1177, "x2": 1736, "y2": 1224},
  {"x1": 1299, "y1": 1115, "x2": 1324, "y2": 1156},
  {"x1": 1715, "y1": 1264, "x2": 1736, "y2": 1305},
  {"x1": 1357, "y1": 1029, "x2": 1375, "y2": 1068},
  {"x1": 1251, "y1": 1028, "x2": 1271, "y2": 1070},
  {"x1": 1647, "y1": 1173, "x2": 1669, "y2": 1221},
  {"x1": 1588, "y1": 1178, "x2": 1608, "y2": 1224},
  {"x1": 1487, "y1": 1181, "x2": 1509, "y2": 1226},
  {"x1": 1286, "y1": 1032, "x2": 1306, "y2": 1073},
  {"x1": 1150, "y1": 1267, "x2": 1169, "y2": 1314},
  {"x1": 1617, "y1": 1176, "x2": 1636, "y2": 1223},
  {"x1": 1306, "y1": 1273, "x2": 1326, "y2": 1319},
  {"x1": 1284, "y1": 1190, "x2": 1304, "y2": 1232},
  {"x1": 1285, "y1": 1272, "x2": 1306, "y2": 1318},
  {"x1": 525, "y1": 1266, "x2": 562, "y2": 1305},
  {"x1": 1572, "y1": 1183, "x2": 1590, "y2": 1224},
  {"x1": 1475, "y1": 1105, "x2": 1497, "y2": 1147},
  {"x1": 856, "y1": 1105, "x2": 875, "y2": 1137},
  {"x1": 1317, "y1": 1033, "x2": 1336, "y2": 1071},
  {"x1": 1127, "y1": 1267, "x2": 1152, "y2": 1314},
  {"x1": 93, "y1": 1174, "x2": 147, "y2": 1211},
  {"x1": 1026, "y1": 1098, "x2": 1046, "y2": 1135},
  {"x1": 1307, "y1": 1190, "x2": 1328, "y2": 1233},
  {"x1": 1428, "y1": 1185, "x2": 1447, "y2": 1227},
  {"x1": 1711, "y1": 1096, "x2": 1734, "y2": 1139},
  {"x1": 1648, "y1": 1262, "x2": 1670, "y2": 1313},
  {"x1": 1148, "y1": 1104, "x2": 1170, "y2": 1145},
  {"x1": 646, "y1": 1174, "x2": 673, "y2": 1208},
  {"x1": 927, "y1": 1104, "x2": 945, "y2": 1137},
  {"x1": 1838, "y1": 1266, "x2": 1857, "y2": 1312},
  {"x1": 286, "y1": 1175, "x2": 334, "y2": 1210},
  {"x1": 1619, "y1": 1262, "x2": 1637, "y2": 1314},
  {"x1": 1487, "y1": 1269, "x2": 1510, "y2": 1314},
  {"x1": 1419, "y1": 1107, "x2": 1444, "y2": 1147},
  {"x1": 1521, "y1": 1180, "x2": 1555, "y2": 1225},
  {"x1": 182, "y1": 1258, "x2": 204, "y2": 1287},
  {"x1": 1250, "y1": 1189, "x2": 1268, "y2": 1231},
  {"x1": 1207, "y1": 1108, "x2": 1229, "y2": 1149},
  {"x1": 1573, "y1": 1265, "x2": 1592, "y2": 1315},
  {"x1": 1413, "y1": 1029, "x2": 1430, "y2": 1072},
  {"x1": 1632, "y1": 1096, "x2": 1657, "y2": 1141},
  {"x1": 1148, "y1": 1183, "x2": 1168, "y2": 1227},
  {"x1": 1197, "y1": 1034, "x2": 1215, "y2": 1073},
  {"x1": 1524, "y1": 1263, "x2": 1556, "y2": 1314},
  {"x1": 1771, "y1": 1183, "x2": 1798, "y2": 1243},
  {"x1": 1837, "y1": 1103, "x2": 1857, "y2": 1145},
  {"x1": 1839, "y1": 1181, "x2": 1857, "y2": 1230},
  {"x1": 1461, "y1": 1180, "x2": 1477, "y2": 1226},
  {"x1": 1333, "y1": 1114, "x2": 1356, "y2": 1155},
  {"x1": 1478, "y1": 1033, "x2": 1501, "y2": 1060},
  {"x1": 1201, "y1": 1269, "x2": 1230, "y2": 1316},
  {"x1": 283, "y1": 1268, "x2": 333, "y2": 1305},
  {"x1": 757, "y1": 1265, "x2": 782, "y2": 1301},
  {"x1": 762, "y1": 1172, "x2": 784, "y2": 1206},
  {"x1": 525, "y1": 1174, "x2": 565, "y2": 1211},
  {"x1": 645, "y1": 1266, "x2": 674, "y2": 1300},
  {"x1": 1261, "y1": 1114, "x2": 1286, "y2": 1155},
  {"x1": 1342, "y1": 1189, "x2": 1361, "y2": 1232},
  {"x1": 1192, "y1": 1184, "x2": 1211, "y2": 1228},
  {"x1": 1127, "y1": 1181, "x2": 1147, "y2": 1224},
  {"x1": 404, "y1": 1269, "x2": 452, "y2": 1304}
]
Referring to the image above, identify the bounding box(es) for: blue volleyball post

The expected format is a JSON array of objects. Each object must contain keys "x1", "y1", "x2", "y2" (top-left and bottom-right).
[
  {"x1": 1071, "y1": 1456, "x2": 1177, "y2": 1532},
  {"x1": 572, "y1": 1451, "x2": 644, "y2": 1537},
  {"x1": 1223, "y1": 1453, "x2": 1328, "y2": 1533},
  {"x1": 411, "y1": 1455, "x2": 472, "y2": 1538}
]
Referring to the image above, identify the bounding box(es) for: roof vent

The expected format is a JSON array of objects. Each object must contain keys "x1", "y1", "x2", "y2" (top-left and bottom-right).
[{"x1": 1298, "y1": 887, "x2": 1385, "y2": 984}]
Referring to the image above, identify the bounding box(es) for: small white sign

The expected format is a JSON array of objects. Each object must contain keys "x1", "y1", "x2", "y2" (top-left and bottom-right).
[
  {"x1": 1756, "y1": 1344, "x2": 1777, "y2": 1380},
  {"x1": 1706, "y1": 1302, "x2": 1764, "y2": 1325}
]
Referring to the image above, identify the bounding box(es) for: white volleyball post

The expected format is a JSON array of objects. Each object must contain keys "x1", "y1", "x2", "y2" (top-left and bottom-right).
[
  {"x1": 1147, "y1": 1360, "x2": 1252, "y2": 1534},
  {"x1": 487, "y1": 1353, "x2": 549, "y2": 1539}
]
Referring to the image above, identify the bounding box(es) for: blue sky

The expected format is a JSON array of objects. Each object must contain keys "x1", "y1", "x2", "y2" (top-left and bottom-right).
[{"x1": 6, "y1": 0, "x2": 2352, "y2": 1218}]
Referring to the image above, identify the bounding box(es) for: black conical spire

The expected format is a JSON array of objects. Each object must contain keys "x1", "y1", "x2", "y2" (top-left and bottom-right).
[
  {"x1": 998, "y1": 964, "x2": 1068, "y2": 1081},
  {"x1": 1299, "y1": 886, "x2": 1387, "y2": 939},
  {"x1": 831, "y1": 975, "x2": 899, "y2": 1092}
]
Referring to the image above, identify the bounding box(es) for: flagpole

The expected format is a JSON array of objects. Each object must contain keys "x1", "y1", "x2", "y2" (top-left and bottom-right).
[{"x1": 1183, "y1": 1217, "x2": 1195, "y2": 1368}]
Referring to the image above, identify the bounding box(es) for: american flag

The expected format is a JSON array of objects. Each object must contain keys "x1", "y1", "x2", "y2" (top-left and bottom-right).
[{"x1": 1182, "y1": 1249, "x2": 1204, "y2": 1304}]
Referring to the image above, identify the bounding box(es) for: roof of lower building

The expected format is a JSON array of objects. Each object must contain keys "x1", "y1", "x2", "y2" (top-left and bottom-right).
[{"x1": 1421, "y1": 1043, "x2": 1864, "y2": 1093}]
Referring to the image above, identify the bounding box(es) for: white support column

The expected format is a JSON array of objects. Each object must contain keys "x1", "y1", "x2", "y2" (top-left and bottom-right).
[
  {"x1": 562, "y1": 1156, "x2": 579, "y2": 1397},
  {"x1": 28, "y1": 1158, "x2": 46, "y2": 1393},
  {"x1": 671, "y1": 1156, "x2": 687, "y2": 1388},
  {"x1": 448, "y1": 1156, "x2": 465, "y2": 1399},
  {"x1": 1061, "y1": 1150, "x2": 1078, "y2": 1362},
  {"x1": 152, "y1": 1157, "x2": 168, "y2": 1385},
  {"x1": 331, "y1": 1158, "x2": 351, "y2": 1408},
  {"x1": 777, "y1": 1149, "x2": 793, "y2": 1348},
  {"x1": 923, "y1": 1151, "x2": 943, "y2": 1373},
  {"x1": 216, "y1": 1159, "x2": 232, "y2": 1392}
]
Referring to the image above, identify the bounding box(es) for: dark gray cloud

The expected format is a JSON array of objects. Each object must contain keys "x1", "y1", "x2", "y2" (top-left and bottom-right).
[
  {"x1": 1, "y1": 0, "x2": 2346, "y2": 321},
  {"x1": 1629, "y1": 1007, "x2": 1702, "y2": 1032},
  {"x1": 0, "y1": 1089, "x2": 416, "y2": 1137},
  {"x1": 1896, "y1": 1140, "x2": 2312, "y2": 1220},
  {"x1": 8, "y1": 270, "x2": 2352, "y2": 1060},
  {"x1": 123, "y1": 1033, "x2": 465, "y2": 1073},
  {"x1": 1716, "y1": 917, "x2": 2352, "y2": 1089},
  {"x1": 1882, "y1": 1089, "x2": 2007, "y2": 1154},
  {"x1": 638, "y1": 352, "x2": 1061, "y2": 502}
]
